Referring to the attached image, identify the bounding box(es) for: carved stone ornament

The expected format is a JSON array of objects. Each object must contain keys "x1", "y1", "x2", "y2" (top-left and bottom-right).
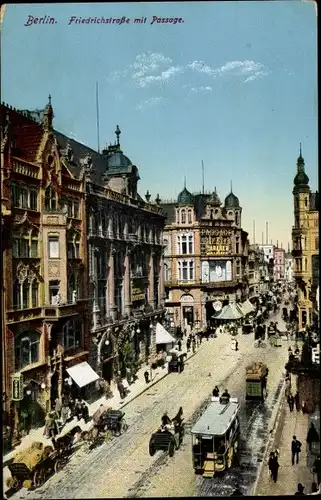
[
  {"x1": 27, "y1": 269, "x2": 36, "y2": 283},
  {"x1": 17, "y1": 262, "x2": 28, "y2": 283}
]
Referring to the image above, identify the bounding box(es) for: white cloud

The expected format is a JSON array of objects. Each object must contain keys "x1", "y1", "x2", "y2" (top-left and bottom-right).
[
  {"x1": 188, "y1": 59, "x2": 269, "y2": 83},
  {"x1": 243, "y1": 70, "x2": 269, "y2": 83},
  {"x1": 187, "y1": 61, "x2": 216, "y2": 76},
  {"x1": 190, "y1": 86, "x2": 212, "y2": 93},
  {"x1": 135, "y1": 96, "x2": 167, "y2": 111},
  {"x1": 136, "y1": 65, "x2": 184, "y2": 88}
]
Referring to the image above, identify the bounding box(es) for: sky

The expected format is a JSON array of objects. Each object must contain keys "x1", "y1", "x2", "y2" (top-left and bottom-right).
[{"x1": 1, "y1": 1, "x2": 318, "y2": 249}]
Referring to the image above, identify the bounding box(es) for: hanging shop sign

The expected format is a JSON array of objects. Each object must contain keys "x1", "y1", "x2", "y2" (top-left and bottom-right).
[
  {"x1": 200, "y1": 228, "x2": 232, "y2": 256},
  {"x1": 131, "y1": 279, "x2": 145, "y2": 302},
  {"x1": 12, "y1": 374, "x2": 24, "y2": 401}
]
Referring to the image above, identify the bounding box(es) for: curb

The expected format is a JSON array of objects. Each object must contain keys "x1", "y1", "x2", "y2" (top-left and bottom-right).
[
  {"x1": 119, "y1": 348, "x2": 199, "y2": 410},
  {"x1": 252, "y1": 379, "x2": 286, "y2": 495}
]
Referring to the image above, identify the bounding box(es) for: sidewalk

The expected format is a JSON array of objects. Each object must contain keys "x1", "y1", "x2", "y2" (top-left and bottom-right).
[
  {"x1": 254, "y1": 397, "x2": 315, "y2": 496},
  {"x1": 3, "y1": 338, "x2": 200, "y2": 467}
]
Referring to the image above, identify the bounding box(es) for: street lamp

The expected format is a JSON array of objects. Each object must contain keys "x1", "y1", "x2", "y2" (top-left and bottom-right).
[
  {"x1": 41, "y1": 383, "x2": 46, "y2": 390},
  {"x1": 26, "y1": 389, "x2": 32, "y2": 396},
  {"x1": 105, "y1": 339, "x2": 110, "y2": 346}
]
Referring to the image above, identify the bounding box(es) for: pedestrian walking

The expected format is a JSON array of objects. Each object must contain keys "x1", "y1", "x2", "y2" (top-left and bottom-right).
[
  {"x1": 177, "y1": 339, "x2": 182, "y2": 351},
  {"x1": 144, "y1": 370, "x2": 150, "y2": 384},
  {"x1": 292, "y1": 435, "x2": 302, "y2": 465},
  {"x1": 288, "y1": 393, "x2": 295, "y2": 412},
  {"x1": 212, "y1": 385, "x2": 219, "y2": 397},
  {"x1": 268, "y1": 452, "x2": 279, "y2": 483},
  {"x1": 61, "y1": 403, "x2": 70, "y2": 426},
  {"x1": 307, "y1": 423, "x2": 320, "y2": 452},
  {"x1": 294, "y1": 392, "x2": 300, "y2": 411},
  {"x1": 294, "y1": 483, "x2": 305, "y2": 496},
  {"x1": 235, "y1": 339, "x2": 239, "y2": 351},
  {"x1": 192, "y1": 338, "x2": 196, "y2": 353},
  {"x1": 313, "y1": 455, "x2": 321, "y2": 486},
  {"x1": 54, "y1": 397, "x2": 62, "y2": 419}
]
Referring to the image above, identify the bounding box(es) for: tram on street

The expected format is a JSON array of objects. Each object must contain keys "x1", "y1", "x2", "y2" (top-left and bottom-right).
[{"x1": 191, "y1": 395, "x2": 240, "y2": 478}]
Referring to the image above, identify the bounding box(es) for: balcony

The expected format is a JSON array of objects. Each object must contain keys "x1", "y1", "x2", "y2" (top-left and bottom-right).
[
  {"x1": 127, "y1": 233, "x2": 138, "y2": 242},
  {"x1": 6, "y1": 307, "x2": 42, "y2": 324},
  {"x1": 42, "y1": 301, "x2": 87, "y2": 319}
]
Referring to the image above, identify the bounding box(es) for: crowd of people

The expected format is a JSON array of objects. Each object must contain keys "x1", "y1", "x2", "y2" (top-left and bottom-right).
[{"x1": 43, "y1": 396, "x2": 89, "y2": 439}]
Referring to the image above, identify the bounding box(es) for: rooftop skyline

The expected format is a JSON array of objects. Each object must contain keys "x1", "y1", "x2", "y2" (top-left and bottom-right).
[{"x1": 1, "y1": 1, "x2": 318, "y2": 248}]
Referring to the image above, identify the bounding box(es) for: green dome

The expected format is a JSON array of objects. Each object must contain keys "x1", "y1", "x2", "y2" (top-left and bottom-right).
[
  {"x1": 177, "y1": 187, "x2": 194, "y2": 205},
  {"x1": 224, "y1": 191, "x2": 239, "y2": 207},
  {"x1": 294, "y1": 171, "x2": 309, "y2": 186}
]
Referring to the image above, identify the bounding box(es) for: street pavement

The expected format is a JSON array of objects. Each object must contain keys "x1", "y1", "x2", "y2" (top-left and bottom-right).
[
  {"x1": 4, "y1": 308, "x2": 290, "y2": 499},
  {"x1": 255, "y1": 398, "x2": 315, "y2": 496}
]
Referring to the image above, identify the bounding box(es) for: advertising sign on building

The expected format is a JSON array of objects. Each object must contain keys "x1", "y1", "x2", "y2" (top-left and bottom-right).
[
  {"x1": 200, "y1": 228, "x2": 232, "y2": 256},
  {"x1": 12, "y1": 374, "x2": 24, "y2": 401},
  {"x1": 131, "y1": 279, "x2": 145, "y2": 302}
]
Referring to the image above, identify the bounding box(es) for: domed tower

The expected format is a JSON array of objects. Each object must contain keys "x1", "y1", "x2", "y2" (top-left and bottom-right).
[
  {"x1": 176, "y1": 179, "x2": 194, "y2": 225},
  {"x1": 224, "y1": 182, "x2": 242, "y2": 227},
  {"x1": 293, "y1": 144, "x2": 310, "y2": 229}
]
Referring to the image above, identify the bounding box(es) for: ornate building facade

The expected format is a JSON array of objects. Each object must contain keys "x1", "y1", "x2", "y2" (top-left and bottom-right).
[
  {"x1": 63, "y1": 126, "x2": 166, "y2": 388},
  {"x1": 248, "y1": 244, "x2": 269, "y2": 298},
  {"x1": 1, "y1": 100, "x2": 89, "y2": 436},
  {"x1": 273, "y1": 247, "x2": 285, "y2": 281},
  {"x1": 291, "y1": 147, "x2": 319, "y2": 330},
  {"x1": 161, "y1": 185, "x2": 249, "y2": 329}
]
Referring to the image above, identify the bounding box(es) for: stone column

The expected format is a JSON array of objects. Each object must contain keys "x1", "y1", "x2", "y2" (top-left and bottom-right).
[
  {"x1": 124, "y1": 248, "x2": 131, "y2": 316},
  {"x1": 148, "y1": 251, "x2": 155, "y2": 309},
  {"x1": 108, "y1": 247, "x2": 117, "y2": 320}
]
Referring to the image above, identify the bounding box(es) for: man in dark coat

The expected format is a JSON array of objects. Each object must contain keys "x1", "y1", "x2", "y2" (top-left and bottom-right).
[
  {"x1": 292, "y1": 435, "x2": 302, "y2": 465},
  {"x1": 269, "y1": 453, "x2": 280, "y2": 482},
  {"x1": 294, "y1": 483, "x2": 305, "y2": 495},
  {"x1": 288, "y1": 394, "x2": 295, "y2": 412},
  {"x1": 212, "y1": 386, "x2": 219, "y2": 397},
  {"x1": 177, "y1": 339, "x2": 182, "y2": 351},
  {"x1": 294, "y1": 392, "x2": 300, "y2": 411}
]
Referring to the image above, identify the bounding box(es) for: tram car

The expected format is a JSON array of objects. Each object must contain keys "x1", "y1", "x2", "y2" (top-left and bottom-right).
[
  {"x1": 191, "y1": 395, "x2": 240, "y2": 477},
  {"x1": 245, "y1": 362, "x2": 268, "y2": 401}
]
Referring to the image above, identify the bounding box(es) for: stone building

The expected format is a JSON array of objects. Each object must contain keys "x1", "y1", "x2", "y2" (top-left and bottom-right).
[
  {"x1": 1, "y1": 99, "x2": 89, "y2": 438},
  {"x1": 71, "y1": 126, "x2": 166, "y2": 388},
  {"x1": 273, "y1": 246, "x2": 285, "y2": 281},
  {"x1": 161, "y1": 185, "x2": 249, "y2": 330},
  {"x1": 285, "y1": 250, "x2": 294, "y2": 282},
  {"x1": 248, "y1": 244, "x2": 269, "y2": 299},
  {"x1": 291, "y1": 146, "x2": 319, "y2": 330}
]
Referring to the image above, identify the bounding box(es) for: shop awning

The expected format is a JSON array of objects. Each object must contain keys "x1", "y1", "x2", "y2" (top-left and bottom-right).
[
  {"x1": 156, "y1": 322, "x2": 176, "y2": 344},
  {"x1": 66, "y1": 361, "x2": 100, "y2": 388},
  {"x1": 242, "y1": 299, "x2": 256, "y2": 315},
  {"x1": 213, "y1": 303, "x2": 244, "y2": 320}
]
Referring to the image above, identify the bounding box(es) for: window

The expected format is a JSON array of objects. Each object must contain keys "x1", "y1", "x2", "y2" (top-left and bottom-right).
[
  {"x1": 30, "y1": 229, "x2": 38, "y2": 257},
  {"x1": 188, "y1": 210, "x2": 192, "y2": 224},
  {"x1": 177, "y1": 233, "x2": 194, "y2": 255},
  {"x1": 45, "y1": 185, "x2": 57, "y2": 211},
  {"x1": 67, "y1": 275, "x2": 76, "y2": 303},
  {"x1": 49, "y1": 280, "x2": 60, "y2": 305},
  {"x1": 22, "y1": 281, "x2": 29, "y2": 309},
  {"x1": 67, "y1": 232, "x2": 80, "y2": 259},
  {"x1": 236, "y1": 242, "x2": 239, "y2": 254},
  {"x1": 181, "y1": 210, "x2": 186, "y2": 224},
  {"x1": 29, "y1": 189, "x2": 38, "y2": 210},
  {"x1": 235, "y1": 212, "x2": 239, "y2": 225},
  {"x1": 13, "y1": 280, "x2": 21, "y2": 310},
  {"x1": 98, "y1": 280, "x2": 107, "y2": 317},
  {"x1": 15, "y1": 330, "x2": 40, "y2": 370},
  {"x1": 63, "y1": 319, "x2": 82, "y2": 350},
  {"x1": 178, "y1": 260, "x2": 194, "y2": 281},
  {"x1": 73, "y1": 200, "x2": 80, "y2": 218},
  {"x1": 31, "y1": 281, "x2": 38, "y2": 307},
  {"x1": 48, "y1": 236, "x2": 59, "y2": 258},
  {"x1": 236, "y1": 261, "x2": 241, "y2": 276}
]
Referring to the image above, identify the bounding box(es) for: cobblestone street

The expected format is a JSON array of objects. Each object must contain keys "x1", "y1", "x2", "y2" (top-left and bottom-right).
[{"x1": 6, "y1": 310, "x2": 290, "y2": 499}]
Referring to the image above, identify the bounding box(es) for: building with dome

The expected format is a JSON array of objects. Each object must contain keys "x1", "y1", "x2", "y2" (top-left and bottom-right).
[
  {"x1": 291, "y1": 146, "x2": 319, "y2": 330},
  {"x1": 160, "y1": 183, "x2": 249, "y2": 330}
]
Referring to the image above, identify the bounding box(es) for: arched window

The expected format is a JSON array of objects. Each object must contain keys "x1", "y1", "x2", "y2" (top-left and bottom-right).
[
  {"x1": 181, "y1": 209, "x2": 186, "y2": 224},
  {"x1": 15, "y1": 330, "x2": 41, "y2": 370},
  {"x1": 176, "y1": 210, "x2": 180, "y2": 224},
  {"x1": 188, "y1": 210, "x2": 192, "y2": 224},
  {"x1": 45, "y1": 185, "x2": 57, "y2": 211},
  {"x1": 32, "y1": 280, "x2": 39, "y2": 307},
  {"x1": 30, "y1": 229, "x2": 38, "y2": 257},
  {"x1": 13, "y1": 230, "x2": 30, "y2": 258},
  {"x1": 63, "y1": 319, "x2": 82, "y2": 350},
  {"x1": 235, "y1": 212, "x2": 239, "y2": 225},
  {"x1": 22, "y1": 280, "x2": 29, "y2": 309}
]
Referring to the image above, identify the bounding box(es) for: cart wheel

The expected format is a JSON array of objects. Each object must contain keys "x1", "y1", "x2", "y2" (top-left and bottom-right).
[
  {"x1": 227, "y1": 447, "x2": 234, "y2": 468},
  {"x1": 33, "y1": 469, "x2": 45, "y2": 487},
  {"x1": 168, "y1": 439, "x2": 175, "y2": 457},
  {"x1": 54, "y1": 459, "x2": 63, "y2": 473},
  {"x1": 11, "y1": 477, "x2": 21, "y2": 490},
  {"x1": 105, "y1": 429, "x2": 112, "y2": 441},
  {"x1": 114, "y1": 424, "x2": 121, "y2": 437},
  {"x1": 149, "y1": 440, "x2": 156, "y2": 456},
  {"x1": 122, "y1": 420, "x2": 128, "y2": 432}
]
